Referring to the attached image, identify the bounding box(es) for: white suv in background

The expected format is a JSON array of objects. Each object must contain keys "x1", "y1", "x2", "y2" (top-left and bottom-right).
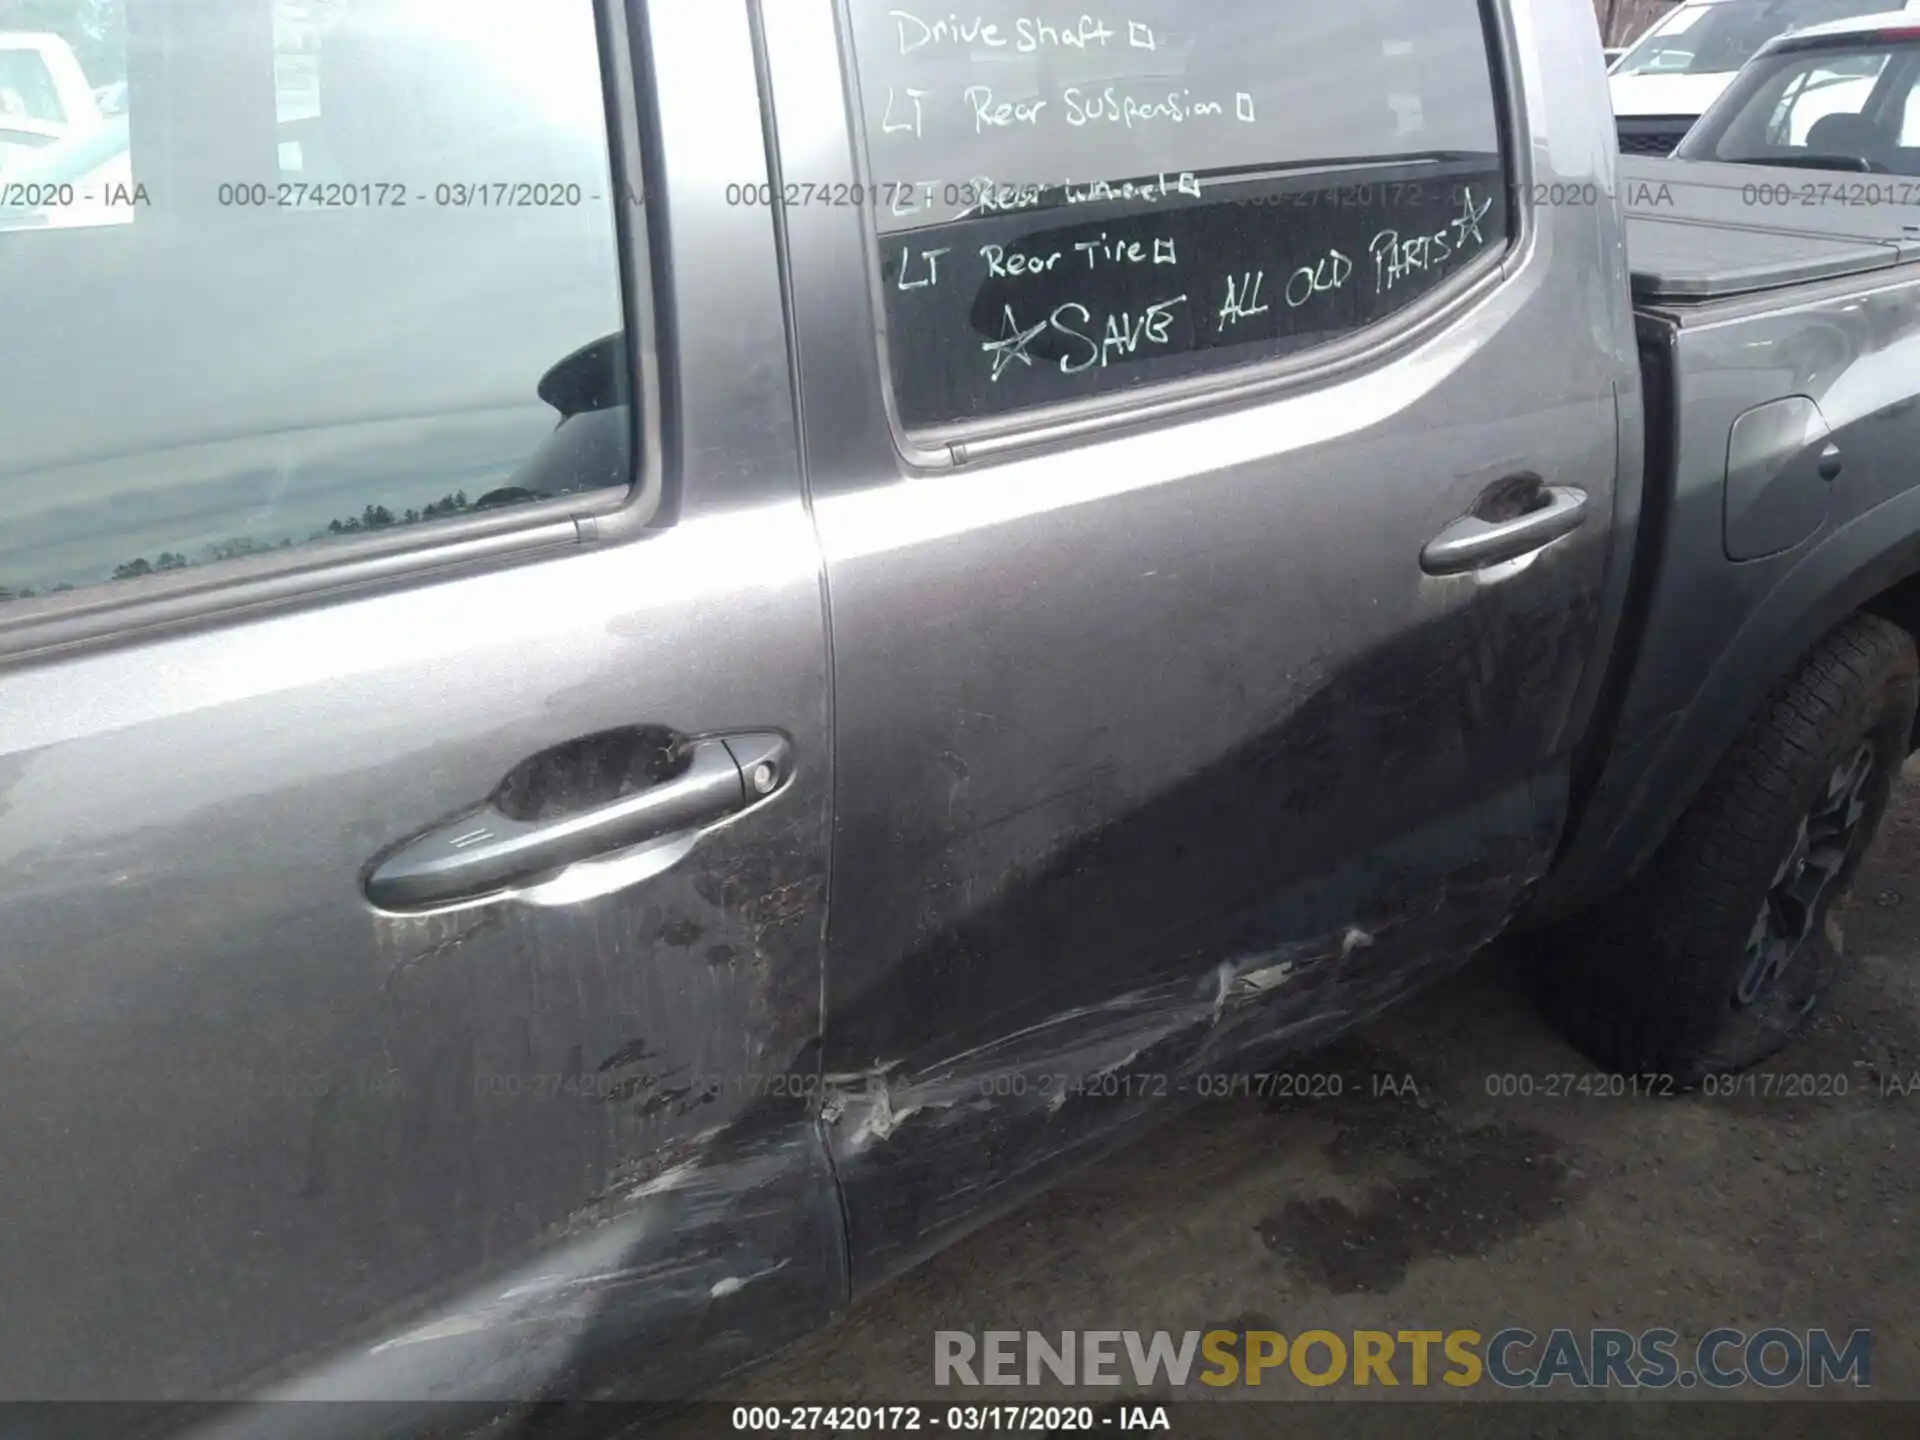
[
  {"x1": 1609, "y1": 0, "x2": 1920, "y2": 152},
  {"x1": 0, "y1": 31, "x2": 103, "y2": 171}
]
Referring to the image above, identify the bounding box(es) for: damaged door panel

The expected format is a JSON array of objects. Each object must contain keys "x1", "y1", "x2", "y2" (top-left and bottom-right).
[
  {"x1": 763, "y1": 0, "x2": 1625, "y2": 1290},
  {"x1": 813, "y1": 669, "x2": 1566, "y2": 1284},
  {"x1": 0, "y1": 485, "x2": 841, "y2": 1417},
  {"x1": 0, "y1": 0, "x2": 840, "y2": 1414}
]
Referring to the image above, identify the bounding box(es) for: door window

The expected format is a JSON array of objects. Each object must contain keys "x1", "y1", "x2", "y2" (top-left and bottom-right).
[
  {"x1": 842, "y1": 0, "x2": 1514, "y2": 429},
  {"x1": 0, "y1": 0, "x2": 630, "y2": 606}
]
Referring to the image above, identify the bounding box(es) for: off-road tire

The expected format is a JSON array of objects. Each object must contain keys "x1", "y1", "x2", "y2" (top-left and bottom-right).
[{"x1": 1539, "y1": 612, "x2": 1917, "y2": 1083}]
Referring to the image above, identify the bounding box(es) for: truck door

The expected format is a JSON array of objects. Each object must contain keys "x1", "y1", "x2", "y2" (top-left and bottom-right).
[
  {"x1": 0, "y1": 0, "x2": 838, "y2": 1406},
  {"x1": 763, "y1": 0, "x2": 1634, "y2": 1284}
]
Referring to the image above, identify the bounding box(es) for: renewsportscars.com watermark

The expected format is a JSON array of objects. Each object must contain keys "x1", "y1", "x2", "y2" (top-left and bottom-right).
[{"x1": 934, "y1": 1327, "x2": 1872, "y2": 1391}]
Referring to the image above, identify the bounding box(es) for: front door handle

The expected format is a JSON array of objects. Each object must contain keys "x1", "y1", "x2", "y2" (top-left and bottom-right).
[
  {"x1": 365, "y1": 732, "x2": 789, "y2": 910},
  {"x1": 1420, "y1": 485, "x2": 1590, "y2": 576}
]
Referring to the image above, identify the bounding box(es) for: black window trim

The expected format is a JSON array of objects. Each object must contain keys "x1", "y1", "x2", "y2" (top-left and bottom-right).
[
  {"x1": 829, "y1": 0, "x2": 1531, "y2": 468},
  {"x1": 0, "y1": 0, "x2": 665, "y2": 665}
]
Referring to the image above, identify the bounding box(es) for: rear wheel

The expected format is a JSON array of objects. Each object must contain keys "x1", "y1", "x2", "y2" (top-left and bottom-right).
[{"x1": 1539, "y1": 613, "x2": 1917, "y2": 1083}]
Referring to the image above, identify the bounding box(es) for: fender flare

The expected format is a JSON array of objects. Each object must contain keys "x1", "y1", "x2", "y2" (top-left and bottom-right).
[{"x1": 1552, "y1": 481, "x2": 1920, "y2": 906}]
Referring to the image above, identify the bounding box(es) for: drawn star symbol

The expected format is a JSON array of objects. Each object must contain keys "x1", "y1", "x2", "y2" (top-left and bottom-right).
[
  {"x1": 1452, "y1": 187, "x2": 1491, "y2": 248},
  {"x1": 981, "y1": 305, "x2": 1049, "y2": 382}
]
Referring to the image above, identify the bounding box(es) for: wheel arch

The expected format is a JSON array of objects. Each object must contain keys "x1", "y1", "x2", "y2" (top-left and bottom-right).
[
  {"x1": 1859, "y1": 569, "x2": 1920, "y2": 754},
  {"x1": 1539, "y1": 482, "x2": 1920, "y2": 918}
]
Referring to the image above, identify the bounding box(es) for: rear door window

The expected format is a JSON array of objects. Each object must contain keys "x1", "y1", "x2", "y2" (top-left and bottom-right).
[{"x1": 844, "y1": 0, "x2": 1513, "y2": 429}]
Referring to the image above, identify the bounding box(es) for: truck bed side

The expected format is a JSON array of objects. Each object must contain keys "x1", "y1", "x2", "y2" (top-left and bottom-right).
[{"x1": 1537, "y1": 157, "x2": 1920, "y2": 913}]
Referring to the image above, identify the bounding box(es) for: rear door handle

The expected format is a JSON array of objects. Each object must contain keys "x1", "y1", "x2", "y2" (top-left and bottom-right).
[
  {"x1": 365, "y1": 732, "x2": 789, "y2": 910},
  {"x1": 1420, "y1": 485, "x2": 1589, "y2": 576}
]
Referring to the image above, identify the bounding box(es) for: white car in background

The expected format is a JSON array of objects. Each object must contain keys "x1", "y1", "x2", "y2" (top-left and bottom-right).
[
  {"x1": 0, "y1": 30, "x2": 128, "y2": 233},
  {"x1": 0, "y1": 32, "x2": 103, "y2": 168},
  {"x1": 1610, "y1": 0, "x2": 1920, "y2": 153},
  {"x1": 0, "y1": 110, "x2": 130, "y2": 231}
]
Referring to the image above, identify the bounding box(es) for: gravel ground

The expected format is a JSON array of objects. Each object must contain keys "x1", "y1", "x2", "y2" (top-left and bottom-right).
[{"x1": 698, "y1": 768, "x2": 1920, "y2": 1432}]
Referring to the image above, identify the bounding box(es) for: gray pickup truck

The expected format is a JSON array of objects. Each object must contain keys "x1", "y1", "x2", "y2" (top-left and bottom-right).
[{"x1": 4, "y1": 0, "x2": 1920, "y2": 1429}]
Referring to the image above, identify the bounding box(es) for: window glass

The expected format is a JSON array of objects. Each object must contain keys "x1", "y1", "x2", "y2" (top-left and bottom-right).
[
  {"x1": 1764, "y1": 56, "x2": 1889, "y2": 145},
  {"x1": 1902, "y1": 70, "x2": 1920, "y2": 141},
  {"x1": 1688, "y1": 45, "x2": 1920, "y2": 171},
  {"x1": 0, "y1": 0, "x2": 630, "y2": 606},
  {"x1": 845, "y1": 0, "x2": 1512, "y2": 429}
]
